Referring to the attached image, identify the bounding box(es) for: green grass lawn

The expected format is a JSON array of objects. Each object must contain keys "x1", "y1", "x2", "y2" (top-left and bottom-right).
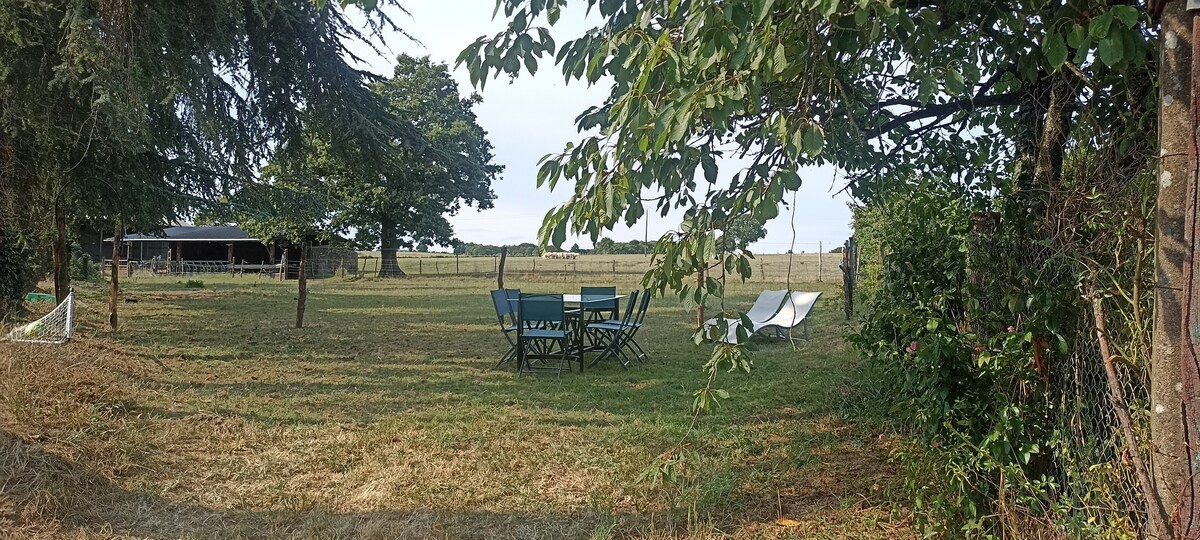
[{"x1": 1, "y1": 274, "x2": 912, "y2": 539}]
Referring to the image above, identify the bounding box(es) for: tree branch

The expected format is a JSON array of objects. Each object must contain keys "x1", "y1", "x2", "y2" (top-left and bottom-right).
[{"x1": 863, "y1": 90, "x2": 1024, "y2": 139}]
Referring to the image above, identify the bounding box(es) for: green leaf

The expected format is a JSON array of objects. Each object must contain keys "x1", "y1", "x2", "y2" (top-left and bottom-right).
[
  {"x1": 1088, "y1": 10, "x2": 1113, "y2": 39},
  {"x1": 944, "y1": 69, "x2": 965, "y2": 95},
  {"x1": 801, "y1": 123, "x2": 824, "y2": 157},
  {"x1": 1066, "y1": 23, "x2": 1086, "y2": 49},
  {"x1": 1112, "y1": 5, "x2": 1138, "y2": 28},
  {"x1": 771, "y1": 42, "x2": 786, "y2": 75},
  {"x1": 1098, "y1": 34, "x2": 1124, "y2": 66},
  {"x1": 701, "y1": 153, "x2": 718, "y2": 183},
  {"x1": 1042, "y1": 32, "x2": 1067, "y2": 69},
  {"x1": 917, "y1": 76, "x2": 936, "y2": 105}
]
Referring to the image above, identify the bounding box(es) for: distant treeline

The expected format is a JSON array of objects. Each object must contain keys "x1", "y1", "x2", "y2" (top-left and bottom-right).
[{"x1": 454, "y1": 238, "x2": 655, "y2": 257}]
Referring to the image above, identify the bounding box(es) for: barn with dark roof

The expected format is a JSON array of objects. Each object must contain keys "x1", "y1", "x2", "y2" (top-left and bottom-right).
[{"x1": 104, "y1": 225, "x2": 280, "y2": 267}]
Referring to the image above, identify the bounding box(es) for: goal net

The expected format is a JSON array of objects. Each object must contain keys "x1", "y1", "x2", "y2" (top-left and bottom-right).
[{"x1": 5, "y1": 290, "x2": 75, "y2": 344}]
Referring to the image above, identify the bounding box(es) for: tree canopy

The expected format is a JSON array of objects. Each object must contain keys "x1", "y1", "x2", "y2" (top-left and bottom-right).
[
  {"x1": 460, "y1": 0, "x2": 1153, "y2": 300},
  {"x1": 716, "y1": 215, "x2": 767, "y2": 253},
  {"x1": 0, "y1": 0, "x2": 415, "y2": 299},
  {"x1": 334, "y1": 54, "x2": 501, "y2": 276}
]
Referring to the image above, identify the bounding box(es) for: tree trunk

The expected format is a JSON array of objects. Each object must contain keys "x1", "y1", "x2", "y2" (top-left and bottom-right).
[
  {"x1": 296, "y1": 242, "x2": 309, "y2": 328},
  {"x1": 695, "y1": 264, "x2": 705, "y2": 328},
  {"x1": 1153, "y1": 4, "x2": 1193, "y2": 538},
  {"x1": 53, "y1": 202, "x2": 69, "y2": 303},
  {"x1": 1185, "y1": 6, "x2": 1200, "y2": 534},
  {"x1": 378, "y1": 218, "x2": 406, "y2": 278},
  {"x1": 109, "y1": 225, "x2": 121, "y2": 331}
]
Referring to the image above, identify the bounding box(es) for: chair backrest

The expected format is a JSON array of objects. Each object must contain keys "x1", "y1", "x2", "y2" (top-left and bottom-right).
[
  {"x1": 788, "y1": 291, "x2": 821, "y2": 321},
  {"x1": 616, "y1": 289, "x2": 640, "y2": 324},
  {"x1": 491, "y1": 289, "x2": 514, "y2": 326},
  {"x1": 519, "y1": 293, "x2": 565, "y2": 325},
  {"x1": 757, "y1": 291, "x2": 822, "y2": 330},
  {"x1": 580, "y1": 286, "x2": 617, "y2": 310},
  {"x1": 746, "y1": 290, "x2": 790, "y2": 322},
  {"x1": 631, "y1": 288, "x2": 652, "y2": 325}
]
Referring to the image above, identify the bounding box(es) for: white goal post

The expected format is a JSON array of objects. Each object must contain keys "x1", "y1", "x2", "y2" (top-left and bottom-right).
[{"x1": 5, "y1": 290, "x2": 75, "y2": 345}]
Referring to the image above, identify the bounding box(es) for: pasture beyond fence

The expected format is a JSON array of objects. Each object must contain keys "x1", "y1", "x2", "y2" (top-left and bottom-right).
[{"x1": 108, "y1": 243, "x2": 845, "y2": 285}]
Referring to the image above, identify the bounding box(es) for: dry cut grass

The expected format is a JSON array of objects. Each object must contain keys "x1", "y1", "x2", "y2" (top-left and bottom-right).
[{"x1": 1, "y1": 275, "x2": 912, "y2": 539}]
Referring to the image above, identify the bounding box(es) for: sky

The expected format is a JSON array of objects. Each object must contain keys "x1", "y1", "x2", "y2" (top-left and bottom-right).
[{"x1": 347, "y1": 1, "x2": 854, "y2": 254}]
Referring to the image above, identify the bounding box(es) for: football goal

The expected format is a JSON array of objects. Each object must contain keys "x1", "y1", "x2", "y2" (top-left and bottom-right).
[{"x1": 5, "y1": 290, "x2": 75, "y2": 344}]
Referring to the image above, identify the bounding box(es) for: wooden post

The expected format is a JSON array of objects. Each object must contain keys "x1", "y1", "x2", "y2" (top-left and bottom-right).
[
  {"x1": 109, "y1": 225, "x2": 121, "y2": 331},
  {"x1": 295, "y1": 242, "x2": 309, "y2": 328},
  {"x1": 818, "y1": 241, "x2": 823, "y2": 282},
  {"x1": 456, "y1": 254, "x2": 460, "y2": 275},
  {"x1": 497, "y1": 246, "x2": 508, "y2": 289},
  {"x1": 841, "y1": 238, "x2": 855, "y2": 320},
  {"x1": 280, "y1": 249, "x2": 288, "y2": 281},
  {"x1": 53, "y1": 202, "x2": 68, "y2": 304}
]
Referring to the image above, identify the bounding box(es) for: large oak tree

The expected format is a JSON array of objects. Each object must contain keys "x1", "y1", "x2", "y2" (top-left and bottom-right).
[{"x1": 336, "y1": 55, "x2": 500, "y2": 276}]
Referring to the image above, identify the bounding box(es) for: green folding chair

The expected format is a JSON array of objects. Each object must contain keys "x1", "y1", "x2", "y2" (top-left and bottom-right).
[
  {"x1": 490, "y1": 289, "x2": 519, "y2": 367},
  {"x1": 517, "y1": 293, "x2": 579, "y2": 376},
  {"x1": 586, "y1": 289, "x2": 640, "y2": 369}
]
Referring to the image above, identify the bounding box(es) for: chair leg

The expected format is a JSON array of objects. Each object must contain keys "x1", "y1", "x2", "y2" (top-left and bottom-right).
[
  {"x1": 625, "y1": 335, "x2": 648, "y2": 363},
  {"x1": 495, "y1": 345, "x2": 516, "y2": 368}
]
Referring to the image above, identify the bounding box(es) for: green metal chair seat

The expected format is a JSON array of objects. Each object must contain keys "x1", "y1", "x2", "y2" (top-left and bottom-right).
[{"x1": 522, "y1": 328, "x2": 567, "y2": 339}]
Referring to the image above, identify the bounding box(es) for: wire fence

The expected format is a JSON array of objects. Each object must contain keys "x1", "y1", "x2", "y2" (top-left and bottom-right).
[{"x1": 353, "y1": 252, "x2": 838, "y2": 283}]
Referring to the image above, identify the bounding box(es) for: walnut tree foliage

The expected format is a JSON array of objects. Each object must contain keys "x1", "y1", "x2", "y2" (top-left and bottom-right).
[{"x1": 459, "y1": 0, "x2": 1154, "y2": 312}]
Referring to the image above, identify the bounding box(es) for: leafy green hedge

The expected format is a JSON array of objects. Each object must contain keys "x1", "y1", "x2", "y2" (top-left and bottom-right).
[
  {"x1": 0, "y1": 241, "x2": 33, "y2": 318},
  {"x1": 850, "y1": 164, "x2": 1151, "y2": 537}
]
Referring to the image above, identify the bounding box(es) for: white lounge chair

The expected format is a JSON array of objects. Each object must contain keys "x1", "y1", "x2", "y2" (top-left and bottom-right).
[
  {"x1": 703, "y1": 289, "x2": 789, "y2": 344},
  {"x1": 757, "y1": 291, "x2": 822, "y2": 340}
]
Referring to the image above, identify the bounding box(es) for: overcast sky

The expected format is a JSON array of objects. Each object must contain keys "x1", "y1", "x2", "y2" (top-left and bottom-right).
[{"x1": 348, "y1": 1, "x2": 854, "y2": 253}]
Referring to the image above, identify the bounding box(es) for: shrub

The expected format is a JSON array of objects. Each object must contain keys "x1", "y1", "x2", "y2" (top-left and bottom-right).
[
  {"x1": 184, "y1": 280, "x2": 205, "y2": 289},
  {"x1": 69, "y1": 248, "x2": 101, "y2": 282},
  {"x1": 0, "y1": 241, "x2": 33, "y2": 318}
]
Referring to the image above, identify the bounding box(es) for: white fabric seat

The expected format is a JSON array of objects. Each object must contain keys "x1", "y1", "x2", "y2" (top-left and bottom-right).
[
  {"x1": 703, "y1": 289, "x2": 789, "y2": 344},
  {"x1": 756, "y1": 291, "x2": 822, "y2": 340},
  {"x1": 704, "y1": 290, "x2": 822, "y2": 344}
]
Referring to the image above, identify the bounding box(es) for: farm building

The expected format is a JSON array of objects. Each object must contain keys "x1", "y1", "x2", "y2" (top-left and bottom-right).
[{"x1": 102, "y1": 225, "x2": 358, "y2": 278}]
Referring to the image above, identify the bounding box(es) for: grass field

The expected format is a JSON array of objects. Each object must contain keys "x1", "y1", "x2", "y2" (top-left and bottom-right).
[{"x1": 0, "y1": 274, "x2": 911, "y2": 539}]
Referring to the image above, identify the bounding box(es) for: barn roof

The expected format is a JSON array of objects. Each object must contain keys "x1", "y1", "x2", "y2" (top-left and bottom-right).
[{"x1": 105, "y1": 225, "x2": 260, "y2": 243}]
